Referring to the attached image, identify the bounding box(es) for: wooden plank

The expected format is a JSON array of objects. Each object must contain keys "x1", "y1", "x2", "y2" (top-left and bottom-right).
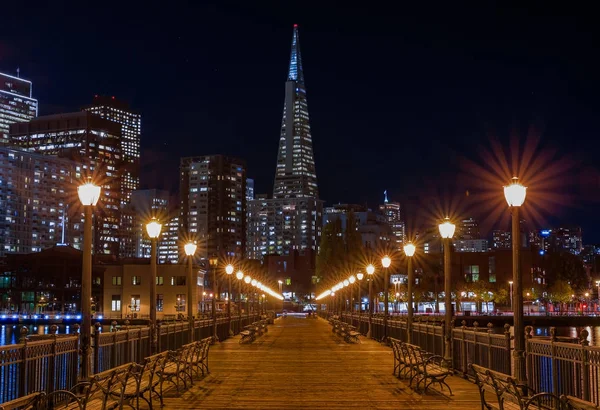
[{"x1": 162, "y1": 317, "x2": 481, "y2": 409}]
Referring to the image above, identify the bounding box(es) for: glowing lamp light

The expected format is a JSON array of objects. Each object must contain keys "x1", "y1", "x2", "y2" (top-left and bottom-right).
[
  {"x1": 366, "y1": 264, "x2": 375, "y2": 275},
  {"x1": 438, "y1": 217, "x2": 456, "y2": 239},
  {"x1": 382, "y1": 256, "x2": 392, "y2": 268},
  {"x1": 343, "y1": 279, "x2": 349, "y2": 287},
  {"x1": 77, "y1": 179, "x2": 101, "y2": 206},
  {"x1": 504, "y1": 177, "x2": 527, "y2": 207},
  {"x1": 349, "y1": 275, "x2": 356, "y2": 284},
  {"x1": 251, "y1": 279, "x2": 257, "y2": 287},
  {"x1": 146, "y1": 217, "x2": 162, "y2": 239},
  {"x1": 184, "y1": 242, "x2": 197, "y2": 256},
  {"x1": 404, "y1": 242, "x2": 416, "y2": 257},
  {"x1": 236, "y1": 271, "x2": 244, "y2": 280},
  {"x1": 338, "y1": 282, "x2": 344, "y2": 289},
  {"x1": 356, "y1": 272, "x2": 364, "y2": 281},
  {"x1": 244, "y1": 276, "x2": 252, "y2": 284},
  {"x1": 225, "y1": 264, "x2": 234, "y2": 275},
  {"x1": 257, "y1": 282, "x2": 262, "y2": 289}
]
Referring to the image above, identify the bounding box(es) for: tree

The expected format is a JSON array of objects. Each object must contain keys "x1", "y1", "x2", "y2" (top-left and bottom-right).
[
  {"x1": 544, "y1": 252, "x2": 588, "y2": 291},
  {"x1": 547, "y1": 280, "x2": 574, "y2": 312}
]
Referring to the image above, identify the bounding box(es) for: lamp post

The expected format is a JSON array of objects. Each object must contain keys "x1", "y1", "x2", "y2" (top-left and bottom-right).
[
  {"x1": 146, "y1": 217, "x2": 162, "y2": 354},
  {"x1": 236, "y1": 270, "x2": 244, "y2": 330},
  {"x1": 439, "y1": 217, "x2": 455, "y2": 362},
  {"x1": 509, "y1": 281, "x2": 514, "y2": 311},
  {"x1": 356, "y1": 272, "x2": 364, "y2": 327},
  {"x1": 244, "y1": 275, "x2": 251, "y2": 321},
  {"x1": 78, "y1": 178, "x2": 100, "y2": 380},
  {"x1": 596, "y1": 281, "x2": 600, "y2": 312},
  {"x1": 251, "y1": 279, "x2": 257, "y2": 317},
  {"x1": 349, "y1": 275, "x2": 356, "y2": 315},
  {"x1": 381, "y1": 256, "x2": 392, "y2": 341},
  {"x1": 225, "y1": 264, "x2": 234, "y2": 336},
  {"x1": 366, "y1": 264, "x2": 375, "y2": 338},
  {"x1": 504, "y1": 176, "x2": 527, "y2": 383},
  {"x1": 404, "y1": 242, "x2": 416, "y2": 343},
  {"x1": 343, "y1": 279, "x2": 350, "y2": 313},
  {"x1": 184, "y1": 242, "x2": 197, "y2": 342}
]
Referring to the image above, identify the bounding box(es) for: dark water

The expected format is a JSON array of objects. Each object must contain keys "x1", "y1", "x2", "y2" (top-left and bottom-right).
[
  {"x1": 530, "y1": 325, "x2": 600, "y2": 345},
  {"x1": 0, "y1": 324, "x2": 76, "y2": 345}
]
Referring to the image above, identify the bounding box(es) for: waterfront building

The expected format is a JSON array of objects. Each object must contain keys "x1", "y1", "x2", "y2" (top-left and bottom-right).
[
  {"x1": 0, "y1": 72, "x2": 38, "y2": 144},
  {"x1": 0, "y1": 146, "x2": 80, "y2": 255},
  {"x1": 179, "y1": 155, "x2": 246, "y2": 260},
  {"x1": 9, "y1": 112, "x2": 122, "y2": 255}
]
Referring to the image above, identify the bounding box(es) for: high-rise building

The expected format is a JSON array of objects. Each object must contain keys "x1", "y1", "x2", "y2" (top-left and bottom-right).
[
  {"x1": 379, "y1": 191, "x2": 405, "y2": 250},
  {"x1": 0, "y1": 72, "x2": 38, "y2": 144},
  {"x1": 458, "y1": 217, "x2": 480, "y2": 239},
  {"x1": 0, "y1": 146, "x2": 80, "y2": 255},
  {"x1": 273, "y1": 24, "x2": 318, "y2": 199},
  {"x1": 9, "y1": 112, "x2": 122, "y2": 255},
  {"x1": 180, "y1": 155, "x2": 246, "y2": 260},
  {"x1": 540, "y1": 227, "x2": 583, "y2": 255},
  {"x1": 83, "y1": 95, "x2": 141, "y2": 205},
  {"x1": 324, "y1": 204, "x2": 393, "y2": 249},
  {"x1": 247, "y1": 25, "x2": 323, "y2": 267},
  {"x1": 246, "y1": 178, "x2": 255, "y2": 201},
  {"x1": 492, "y1": 230, "x2": 512, "y2": 249},
  {"x1": 453, "y1": 239, "x2": 488, "y2": 252}
]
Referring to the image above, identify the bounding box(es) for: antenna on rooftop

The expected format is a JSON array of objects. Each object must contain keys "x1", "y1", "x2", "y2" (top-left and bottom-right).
[{"x1": 16, "y1": 67, "x2": 20, "y2": 78}]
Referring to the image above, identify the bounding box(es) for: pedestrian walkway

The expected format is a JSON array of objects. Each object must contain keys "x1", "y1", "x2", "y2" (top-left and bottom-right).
[{"x1": 163, "y1": 316, "x2": 480, "y2": 409}]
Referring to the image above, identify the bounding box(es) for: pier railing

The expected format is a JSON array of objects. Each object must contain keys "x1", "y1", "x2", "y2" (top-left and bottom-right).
[
  {"x1": 0, "y1": 314, "x2": 261, "y2": 404},
  {"x1": 526, "y1": 326, "x2": 600, "y2": 405}
]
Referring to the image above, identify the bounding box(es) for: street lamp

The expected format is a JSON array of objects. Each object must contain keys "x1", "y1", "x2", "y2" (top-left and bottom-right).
[
  {"x1": 184, "y1": 242, "x2": 197, "y2": 341},
  {"x1": 439, "y1": 217, "x2": 455, "y2": 362},
  {"x1": 146, "y1": 217, "x2": 162, "y2": 353},
  {"x1": 381, "y1": 256, "x2": 392, "y2": 341},
  {"x1": 504, "y1": 176, "x2": 527, "y2": 383},
  {"x1": 236, "y1": 270, "x2": 244, "y2": 329},
  {"x1": 349, "y1": 275, "x2": 356, "y2": 314},
  {"x1": 77, "y1": 179, "x2": 100, "y2": 380},
  {"x1": 509, "y1": 281, "x2": 514, "y2": 311},
  {"x1": 356, "y1": 272, "x2": 364, "y2": 329},
  {"x1": 366, "y1": 264, "x2": 375, "y2": 338},
  {"x1": 225, "y1": 264, "x2": 234, "y2": 336},
  {"x1": 244, "y1": 275, "x2": 252, "y2": 321},
  {"x1": 404, "y1": 242, "x2": 416, "y2": 343}
]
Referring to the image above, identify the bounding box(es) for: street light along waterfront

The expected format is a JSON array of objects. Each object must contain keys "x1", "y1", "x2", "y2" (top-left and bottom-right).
[
  {"x1": 366, "y1": 264, "x2": 375, "y2": 338},
  {"x1": 403, "y1": 242, "x2": 416, "y2": 343},
  {"x1": 504, "y1": 176, "x2": 527, "y2": 383},
  {"x1": 225, "y1": 264, "x2": 234, "y2": 336},
  {"x1": 439, "y1": 217, "x2": 455, "y2": 361},
  {"x1": 381, "y1": 256, "x2": 391, "y2": 341},
  {"x1": 146, "y1": 217, "x2": 162, "y2": 353},
  {"x1": 184, "y1": 242, "x2": 197, "y2": 341},
  {"x1": 77, "y1": 178, "x2": 101, "y2": 381}
]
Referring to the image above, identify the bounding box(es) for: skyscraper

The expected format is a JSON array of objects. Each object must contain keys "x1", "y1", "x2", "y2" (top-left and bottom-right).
[
  {"x1": 247, "y1": 25, "x2": 323, "y2": 275},
  {"x1": 180, "y1": 155, "x2": 246, "y2": 260},
  {"x1": 83, "y1": 95, "x2": 141, "y2": 205},
  {"x1": 379, "y1": 191, "x2": 405, "y2": 250},
  {"x1": 9, "y1": 112, "x2": 122, "y2": 255},
  {"x1": 0, "y1": 72, "x2": 38, "y2": 143},
  {"x1": 273, "y1": 24, "x2": 318, "y2": 199}
]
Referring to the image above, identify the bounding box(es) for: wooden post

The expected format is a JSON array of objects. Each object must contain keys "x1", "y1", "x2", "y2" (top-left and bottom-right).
[
  {"x1": 93, "y1": 323, "x2": 101, "y2": 374},
  {"x1": 487, "y1": 322, "x2": 493, "y2": 369},
  {"x1": 19, "y1": 326, "x2": 28, "y2": 397},
  {"x1": 580, "y1": 329, "x2": 590, "y2": 401},
  {"x1": 48, "y1": 325, "x2": 58, "y2": 393}
]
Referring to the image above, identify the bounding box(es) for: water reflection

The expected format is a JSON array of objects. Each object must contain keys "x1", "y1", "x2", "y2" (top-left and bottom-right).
[{"x1": 0, "y1": 325, "x2": 74, "y2": 345}]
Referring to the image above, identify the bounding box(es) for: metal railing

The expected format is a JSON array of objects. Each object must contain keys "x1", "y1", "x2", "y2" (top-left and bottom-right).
[
  {"x1": 526, "y1": 326, "x2": 600, "y2": 405},
  {"x1": 0, "y1": 313, "x2": 263, "y2": 404}
]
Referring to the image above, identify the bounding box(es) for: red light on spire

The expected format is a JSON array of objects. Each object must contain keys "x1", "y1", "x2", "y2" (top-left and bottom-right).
[
  {"x1": 293, "y1": 24, "x2": 298, "y2": 28},
  {"x1": 111, "y1": 96, "x2": 115, "y2": 100}
]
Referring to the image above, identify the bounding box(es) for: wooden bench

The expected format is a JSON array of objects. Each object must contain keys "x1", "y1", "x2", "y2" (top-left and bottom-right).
[
  {"x1": 0, "y1": 392, "x2": 45, "y2": 410},
  {"x1": 561, "y1": 395, "x2": 598, "y2": 410},
  {"x1": 240, "y1": 325, "x2": 257, "y2": 344},
  {"x1": 344, "y1": 325, "x2": 361, "y2": 344},
  {"x1": 471, "y1": 363, "x2": 562, "y2": 409}
]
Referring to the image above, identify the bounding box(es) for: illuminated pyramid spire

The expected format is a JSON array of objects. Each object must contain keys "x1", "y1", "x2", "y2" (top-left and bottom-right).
[{"x1": 273, "y1": 24, "x2": 318, "y2": 199}]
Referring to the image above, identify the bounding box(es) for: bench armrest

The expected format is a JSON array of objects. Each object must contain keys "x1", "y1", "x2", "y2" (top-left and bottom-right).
[
  {"x1": 524, "y1": 392, "x2": 561, "y2": 410},
  {"x1": 424, "y1": 355, "x2": 451, "y2": 369}
]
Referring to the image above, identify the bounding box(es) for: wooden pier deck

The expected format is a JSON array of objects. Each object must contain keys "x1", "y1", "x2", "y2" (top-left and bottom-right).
[{"x1": 162, "y1": 316, "x2": 480, "y2": 409}]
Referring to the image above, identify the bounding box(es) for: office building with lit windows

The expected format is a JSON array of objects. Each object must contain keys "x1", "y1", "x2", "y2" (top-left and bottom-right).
[
  {"x1": 379, "y1": 192, "x2": 405, "y2": 250},
  {"x1": 247, "y1": 25, "x2": 323, "y2": 266},
  {"x1": 0, "y1": 72, "x2": 38, "y2": 144},
  {"x1": 83, "y1": 96, "x2": 141, "y2": 205},
  {"x1": 0, "y1": 146, "x2": 81, "y2": 255},
  {"x1": 180, "y1": 155, "x2": 246, "y2": 260},
  {"x1": 9, "y1": 111, "x2": 122, "y2": 255}
]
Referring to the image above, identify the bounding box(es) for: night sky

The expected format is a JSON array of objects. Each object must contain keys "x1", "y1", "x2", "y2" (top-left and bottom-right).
[{"x1": 2, "y1": 2, "x2": 600, "y2": 242}]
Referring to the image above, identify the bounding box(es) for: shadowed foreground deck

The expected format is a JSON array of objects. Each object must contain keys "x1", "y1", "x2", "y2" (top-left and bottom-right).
[{"x1": 163, "y1": 316, "x2": 480, "y2": 409}]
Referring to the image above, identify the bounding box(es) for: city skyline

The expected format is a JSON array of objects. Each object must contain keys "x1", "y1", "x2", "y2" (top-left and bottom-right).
[{"x1": 1, "y1": 4, "x2": 599, "y2": 241}]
